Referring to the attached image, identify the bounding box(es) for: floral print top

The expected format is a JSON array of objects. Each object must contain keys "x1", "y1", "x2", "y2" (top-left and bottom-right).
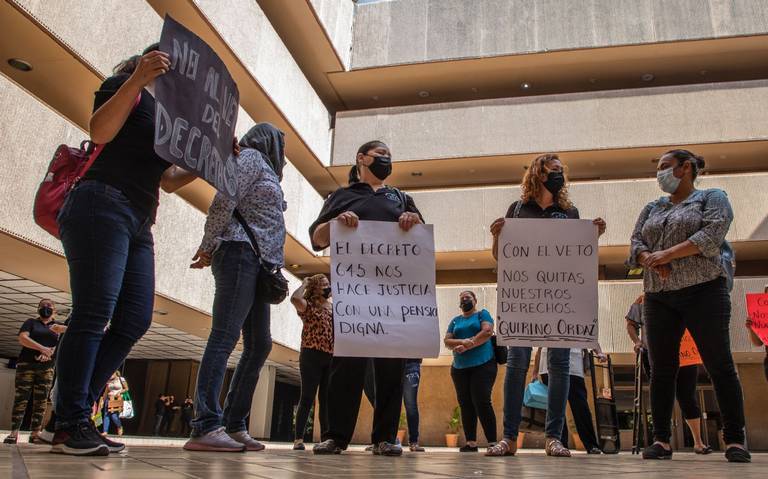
[
  {"x1": 628, "y1": 188, "x2": 733, "y2": 293},
  {"x1": 199, "y1": 148, "x2": 286, "y2": 266}
]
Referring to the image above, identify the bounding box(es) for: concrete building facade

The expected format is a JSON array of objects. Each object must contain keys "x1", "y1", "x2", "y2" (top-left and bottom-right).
[{"x1": 0, "y1": 0, "x2": 766, "y2": 449}]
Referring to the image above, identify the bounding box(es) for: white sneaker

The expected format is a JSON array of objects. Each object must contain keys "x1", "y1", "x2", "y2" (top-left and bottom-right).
[
  {"x1": 228, "y1": 430, "x2": 265, "y2": 452},
  {"x1": 183, "y1": 427, "x2": 245, "y2": 452}
]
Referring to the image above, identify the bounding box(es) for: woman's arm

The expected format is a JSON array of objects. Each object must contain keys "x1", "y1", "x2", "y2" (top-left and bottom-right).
[
  {"x1": 161, "y1": 166, "x2": 198, "y2": 193},
  {"x1": 311, "y1": 212, "x2": 360, "y2": 250},
  {"x1": 89, "y1": 51, "x2": 169, "y2": 144},
  {"x1": 462, "y1": 321, "x2": 493, "y2": 350},
  {"x1": 490, "y1": 218, "x2": 505, "y2": 262},
  {"x1": 532, "y1": 347, "x2": 542, "y2": 380},
  {"x1": 291, "y1": 280, "x2": 309, "y2": 314},
  {"x1": 18, "y1": 332, "x2": 54, "y2": 357},
  {"x1": 627, "y1": 203, "x2": 654, "y2": 268},
  {"x1": 51, "y1": 323, "x2": 67, "y2": 334}
]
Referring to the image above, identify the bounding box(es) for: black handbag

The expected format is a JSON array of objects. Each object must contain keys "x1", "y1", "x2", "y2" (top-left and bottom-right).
[
  {"x1": 233, "y1": 209, "x2": 289, "y2": 305},
  {"x1": 491, "y1": 335, "x2": 507, "y2": 365}
]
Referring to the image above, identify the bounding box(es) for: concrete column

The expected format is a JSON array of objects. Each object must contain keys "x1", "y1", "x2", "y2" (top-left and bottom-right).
[{"x1": 248, "y1": 365, "x2": 276, "y2": 439}]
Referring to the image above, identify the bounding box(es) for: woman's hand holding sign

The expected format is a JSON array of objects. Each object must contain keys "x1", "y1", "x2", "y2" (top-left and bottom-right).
[
  {"x1": 592, "y1": 217, "x2": 606, "y2": 236},
  {"x1": 336, "y1": 211, "x2": 359, "y2": 228},
  {"x1": 128, "y1": 50, "x2": 170, "y2": 89},
  {"x1": 398, "y1": 211, "x2": 422, "y2": 232}
]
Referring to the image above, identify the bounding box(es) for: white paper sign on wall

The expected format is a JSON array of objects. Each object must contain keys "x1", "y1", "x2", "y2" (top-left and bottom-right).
[
  {"x1": 330, "y1": 220, "x2": 440, "y2": 358},
  {"x1": 496, "y1": 219, "x2": 599, "y2": 348}
]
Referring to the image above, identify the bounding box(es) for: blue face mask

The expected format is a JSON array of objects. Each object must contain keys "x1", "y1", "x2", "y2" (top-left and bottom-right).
[{"x1": 656, "y1": 166, "x2": 681, "y2": 194}]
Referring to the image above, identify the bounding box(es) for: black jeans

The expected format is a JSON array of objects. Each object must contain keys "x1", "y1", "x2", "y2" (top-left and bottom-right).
[
  {"x1": 294, "y1": 348, "x2": 332, "y2": 440},
  {"x1": 641, "y1": 352, "x2": 701, "y2": 419},
  {"x1": 323, "y1": 357, "x2": 405, "y2": 449},
  {"x1": 645, "y1": 277, "x2": 745, "y2": 444},
  {"x1": 543, "y1": 374, "x2": 599, "y2": 450},
  {"x1": 450, "y1": 359, "x2": 497, "y2": 443}
]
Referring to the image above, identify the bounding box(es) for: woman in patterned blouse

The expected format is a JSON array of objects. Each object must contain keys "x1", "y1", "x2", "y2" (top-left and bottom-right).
[
  {"x1": 184, "y1": 123, "x2": 287, "y2": 453},
  {"x1": 628, "y1": 149, "x2": 749, "y2": 463},
  {"x1": 290, "y1": 274, "x2": 334, "y2": 450}
]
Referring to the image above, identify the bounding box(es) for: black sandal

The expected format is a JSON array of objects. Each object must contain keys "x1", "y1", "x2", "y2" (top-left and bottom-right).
[
  {"x1": 642, "y1": 443, "x2": 672, "y2": 460},
  {"x1": 725, "y1": 446, "x2": 751, "y2": 463},
  {"x1": 694, "y1": 445, "x2": 713, "y2": 455}
]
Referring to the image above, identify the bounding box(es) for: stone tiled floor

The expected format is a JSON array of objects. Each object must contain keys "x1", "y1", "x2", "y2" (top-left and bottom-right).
[{"x1": 0, "y1": 442, "x2": 764, "y2": 478}]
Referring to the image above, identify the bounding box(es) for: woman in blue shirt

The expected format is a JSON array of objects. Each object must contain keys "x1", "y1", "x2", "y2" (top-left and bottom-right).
[{"x1": 445, "y1": 291, "x2": 497, "y2": 452}]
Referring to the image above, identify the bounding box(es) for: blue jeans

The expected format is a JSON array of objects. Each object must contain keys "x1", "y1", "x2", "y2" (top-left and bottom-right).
[
  {"x1": 402, "y1": 361, "x2": 421, "y2": 444},
  {"x1": 102, "y1": 407, "x2": 122, "y2": 434},
  {"x1": 192, "y1": 242, "x2": 272, "y2": 435},
  {"x1": 55, "y1": 181, "x2": 155, "y2": 429},
  {"x1": 503, "y1": 346, "x2": 570, "y2": 440}
]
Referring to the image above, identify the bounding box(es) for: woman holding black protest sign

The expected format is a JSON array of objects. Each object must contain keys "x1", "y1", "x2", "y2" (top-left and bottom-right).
[
  {"x1": 486, "y1": 154, "x2": 606, "y2": 457},
  {"x1": 309, "y1": 140, "x2": 424, "y2": 457},
  {"x1": 53, "y1": 44, "x2": 207, "y2": 456},
  {"x1": 184, "y1": 123, "x2": 287, "y2": 453},
  {"x1": 628, "y1": 149, "x2": 749, "y2": 463}
]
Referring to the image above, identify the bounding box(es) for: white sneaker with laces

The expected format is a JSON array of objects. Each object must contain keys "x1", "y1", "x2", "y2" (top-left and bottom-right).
[
  {"x1": 183, "y1": 427, "x2": 245, "y2": 452},
  {"x1": 228, "y1": 430, "x2": 265, "y2": 452}
]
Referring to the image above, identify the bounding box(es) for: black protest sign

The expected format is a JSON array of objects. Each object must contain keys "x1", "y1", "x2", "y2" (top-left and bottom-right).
[{"x1": 154, "y1": 15, "x2": 239, "y2": 198}]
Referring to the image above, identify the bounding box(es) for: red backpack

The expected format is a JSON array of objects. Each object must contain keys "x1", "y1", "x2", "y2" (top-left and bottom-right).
[
  {"x1": 33, "y1": 94, "x2": 139, "y2": 239},
  {"x1": 33, "y1": 141, "x2": 106, "y2": 239}
]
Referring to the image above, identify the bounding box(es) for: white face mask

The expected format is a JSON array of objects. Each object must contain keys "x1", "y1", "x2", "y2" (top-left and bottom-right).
[{"x1": 656, "y1": 166, "x2": 681, "y2": 194}]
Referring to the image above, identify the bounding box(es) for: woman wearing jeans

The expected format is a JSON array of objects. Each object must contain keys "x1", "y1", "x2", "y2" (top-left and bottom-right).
[
  {"x1": 54, "y1": 44, "x2": 200, "y2": 456},
  {"x1": 445, "y1": 291, "x2": 497, "y2": 451},
  {"x1": 629, "y1": 149, "x2": 749, "y2": 463},
  {"x1": 291, "y1": 274, "x2": 334, "y2": 450},
  {"x1": 183, "y1": 123, "x2": 286, "y2": 453},
  {"x1": 487, "y1": 154, "x2": 606, "y2": 457}
]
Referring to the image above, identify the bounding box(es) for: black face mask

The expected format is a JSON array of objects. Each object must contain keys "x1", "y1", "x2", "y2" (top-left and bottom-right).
[
  {"x1": 366, "y1": 155, "x2": 392, "y2": 180},
  {"x1": 460, "y1": 299, "x2": 474, "y2": 313},
  {"x1": 322, "y1": 287, "x2": 332, "y2": 299},
  {"x1": 38, "y1": 307, "x2": 53, "y2": 319},
  {"x1": 543, "y1": 171, "x2": 565, "y2": 196}
]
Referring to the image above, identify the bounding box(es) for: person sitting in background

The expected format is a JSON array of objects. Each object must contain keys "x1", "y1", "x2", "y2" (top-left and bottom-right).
[
  {"x1": 444, "y1": 291, "x2": 497, "y2": 452},
  {"x1": 4, "y1": 299, "x2": 65, "y2": 445},
  {"x1": 290, "y1": 274, "x2": 334, "y2": 451},
  {"x1": 745, "y1": 285, "x2": 768, "y2": 382},
  {"x1": 626, "y1": 294, "x2": 712, "y2": 454}
]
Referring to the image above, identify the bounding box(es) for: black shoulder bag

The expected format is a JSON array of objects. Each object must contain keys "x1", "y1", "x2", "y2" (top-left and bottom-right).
[{"x1": 233, "y1": 209, "x2": 289, "y2": 304}]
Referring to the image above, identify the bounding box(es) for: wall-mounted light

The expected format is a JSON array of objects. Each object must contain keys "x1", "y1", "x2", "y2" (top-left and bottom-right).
[{"x1": 7, "y1": 58, "x2": 32, "y2": 72}]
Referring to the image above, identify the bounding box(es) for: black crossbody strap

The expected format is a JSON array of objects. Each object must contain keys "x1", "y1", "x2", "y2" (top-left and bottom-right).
[
  {"x1": 233, "y1": 208, "x2": 261, "y2": 258},
  {"x1": 513, "y1": 200, "x2": 523, "y2": 218}
]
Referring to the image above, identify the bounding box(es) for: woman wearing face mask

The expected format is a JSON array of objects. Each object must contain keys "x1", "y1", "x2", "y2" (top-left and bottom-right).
[
  {"x1": 3, "y1": 300, "x2": 65, "y2": 445},
  {"x1": 487, "y1": 154, "x2": 606, "y2": 457},
  {"x1": 444, "y1": 291, "x2": 497, "y2": 451},
  {"x1": 310, "y1": 140, "x2": 424, "y2": 456},
  {"x1": 290, "y1": 274, "x2": 334, "y2": 450},
  {"x1": 184, "y1": 123, "x2": 287, "y2": 453},
  {"x1": 53, "y1": 44, "x2": 204, "y2": 456},
  {"x1": 628, "y1": 149, "x2": 749, "y2": 463}
]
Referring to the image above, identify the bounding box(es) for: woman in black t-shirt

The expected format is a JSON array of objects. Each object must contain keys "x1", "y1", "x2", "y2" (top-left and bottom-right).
[
  {"x1": 52, "y1": 44, "x2": 203, "y2": 456},
  {"x1": 310, "y1": 141, "x2": 423, "y2": 457},
  {"x1": 486, "y1": 154, "x2": 605, "y2": 458},
  {"x1": 3, "y1": 299, "x2": 65, "y2": 445}
]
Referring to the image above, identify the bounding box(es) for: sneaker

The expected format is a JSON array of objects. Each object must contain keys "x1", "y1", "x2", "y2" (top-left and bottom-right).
[
  {"x1": 313, "y1": 439, "x2": 342, "y2": 455},
  {"x1": 3, "y1": 435, "x2": 17, "y2": 445},
  {"x1": 36, "y1": 430, "x2": 55, "y2": 445},
  {"x1": 373, "y1": 441, "x2": 403, "y2": 456},
  {"x1": 409, "y1": 443, "x2": 425, "y2": 452},
  {"x1": 587, "y1": 447, "x2": 603, "y2": 455},
  {"x1": 459, "y1": 444, "x2": 478, "y2": 452},
  {"x1": 228, "y1": 430, "x2": 265, "y2": 452},
  {"x1": 725, "y1": 446, "x2": 751, "y2": 463},
  {"x1": 642, "y1": 442, "x2": 673, "y2": 460},
  {"x1": 364, "y1": 445, "x2": 373, "y2": 451},
  {"x1": 293, "y1": 441, "x2": 306, "y2": 451},
  {"x1": 99, "y1": 435, "x2": 125, "y2": 453},
  {"x1": 183, "y1": 427, "x2": 246, "y2": 452},
  {"x1": 51, "y1": 422, "x2": 109, "y2": 456}
]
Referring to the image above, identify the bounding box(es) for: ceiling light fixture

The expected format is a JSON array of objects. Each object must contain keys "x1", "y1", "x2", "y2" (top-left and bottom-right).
[
  {"x1": 520, "y1": 82, "x2": 531, "y2": 90},
  {"x1": 7, "y1": 58, "x2": 32, "y2": 72},
  {"x1": 417, "y1": 90, "x2": 430, "y2": 98},
  {"x1": 411, "y1": 171, "x2": 423, "y2": 177},
  {"x1": 371, "y1": 95, "x2": 379, "y2": 101},
  {"x1": 641, "y1": 73, "x2": 655, "y2": 82}
]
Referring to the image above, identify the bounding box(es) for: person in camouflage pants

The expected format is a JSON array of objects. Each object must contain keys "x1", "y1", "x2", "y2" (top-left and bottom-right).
[{"x1": 11, "y1": 363, "x2": 55, "y2": 435}]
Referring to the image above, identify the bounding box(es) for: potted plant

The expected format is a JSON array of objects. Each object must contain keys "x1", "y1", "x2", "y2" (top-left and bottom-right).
[
  {"x1": 397, "y1": 410, "x2": 407, "y2": 444},
  {"x1": 445, "y1": 406, "x2": 461, "y2": 447}
]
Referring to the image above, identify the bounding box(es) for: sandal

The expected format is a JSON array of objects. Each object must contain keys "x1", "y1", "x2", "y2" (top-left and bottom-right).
[
  {"x1": 409, "y1": 444, "x2": 425, "y2": 452},
  {"x1": 545, "y1": 438, "x2": 571, "y2": 457},
  {"x1": 485, "y1": 439, "x2": 515, "y2": 456},
  {"x1": 725, "y1": 446, "x2": 751, "y2": 463},
  {"x1": 694, "y1": 445, "x2": 713, "y2": 455}
]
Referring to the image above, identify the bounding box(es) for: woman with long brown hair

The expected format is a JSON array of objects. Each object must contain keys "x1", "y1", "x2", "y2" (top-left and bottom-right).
[
  {"x1": 290, "y1": 274, "x2": 334, "y2": 450},
  {"x1": 486, "y1": 154, "x2": 605, "y2": 457}
]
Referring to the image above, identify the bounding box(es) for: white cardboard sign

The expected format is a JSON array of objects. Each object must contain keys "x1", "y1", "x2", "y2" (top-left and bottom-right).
[
  {"x1": 496, "y1": 219, "x2": 599, "y2": 348},
  {"x1": 330, "y1": 220, "x2": 440, "y2": 358}
]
